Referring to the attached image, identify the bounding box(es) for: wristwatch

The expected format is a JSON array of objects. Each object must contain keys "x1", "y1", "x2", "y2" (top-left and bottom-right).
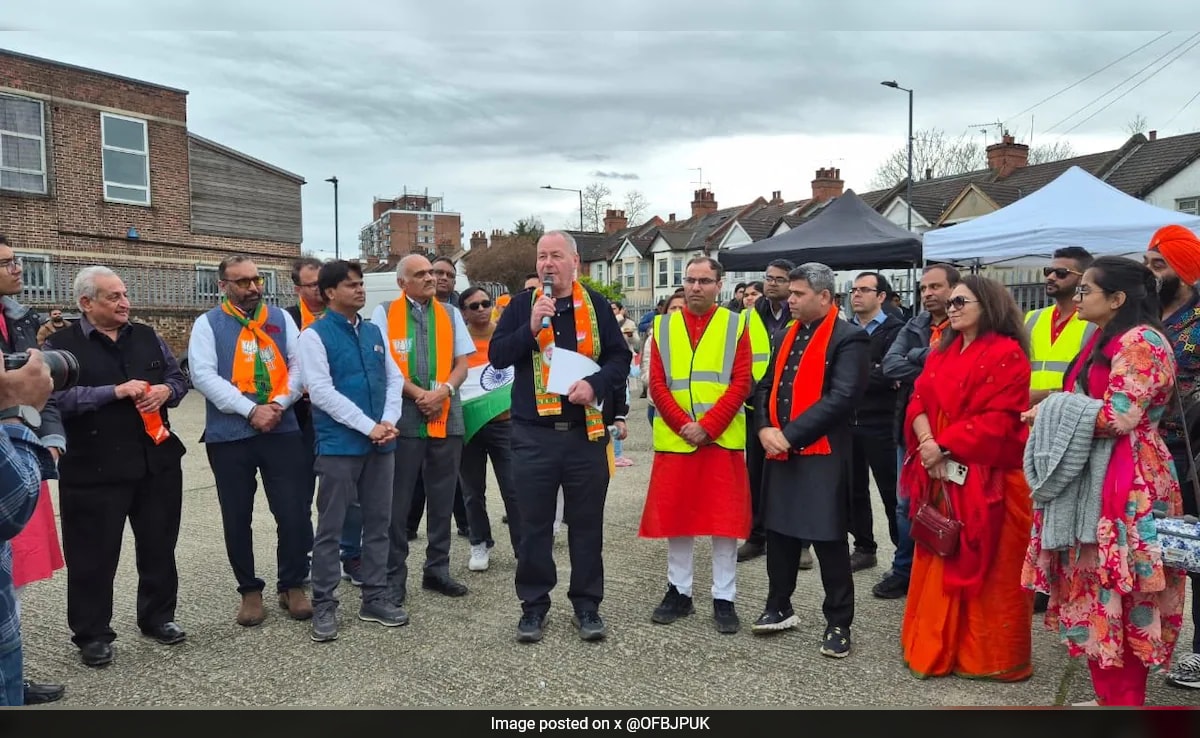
[
  {"x1": 0, "y1": 405, "x2": 41, "y2": 429},
  {"x1": 445, "y1": 384, "x2": 457, "y2": 397}
]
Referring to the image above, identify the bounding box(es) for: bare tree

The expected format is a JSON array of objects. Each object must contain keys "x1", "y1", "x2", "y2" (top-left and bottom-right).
[
  {"x1": 581, "y1": 181, "x2": 613, "y2": 232},
  {"x1": 1125, "y1": 113, "x2": 1149, "y2": 136},
  {"x1": 871, "y1": 129, "x2": 984, "y2": 188},
  {"x1": 621, "y1": 190, "x2": 649, "y2": 226},
  {"x1": 1027, "y1": 140, "x2": 1077, "y2": 165}
]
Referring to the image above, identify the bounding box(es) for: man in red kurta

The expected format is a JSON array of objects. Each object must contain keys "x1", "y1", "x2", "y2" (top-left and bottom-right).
[{"x1": 639, "y1": 256, "x2": 752, "y2": 634}]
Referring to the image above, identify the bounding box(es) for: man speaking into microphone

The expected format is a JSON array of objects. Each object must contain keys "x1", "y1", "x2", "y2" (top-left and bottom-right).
[{"x1": 490, "y1": 230, "x2": 631, "y2": 643}]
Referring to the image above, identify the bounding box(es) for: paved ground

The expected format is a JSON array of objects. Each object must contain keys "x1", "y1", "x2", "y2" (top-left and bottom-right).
[{"x1": 17, "y1": 393, "x2": 1200, "y2": 708}]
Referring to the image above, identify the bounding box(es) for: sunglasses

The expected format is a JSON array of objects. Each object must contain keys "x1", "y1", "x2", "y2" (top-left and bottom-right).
[
  {"x1": 1043, "y1": 267, "x2": 1082, "y2": 279},
  {"x1": 224, "y1": 276, "x2": 265, "y2": 289},
  {"x1": 946, "y1": 296, "x2": 979, "y2": 310},
  {"x1": 465, "y1": 300, "x2": 493, "y2": 311}
]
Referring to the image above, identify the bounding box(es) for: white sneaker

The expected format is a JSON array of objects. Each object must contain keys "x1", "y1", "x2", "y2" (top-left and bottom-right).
[{"x1": 468, "y1": 543, "x2": 490, "y2": 572}]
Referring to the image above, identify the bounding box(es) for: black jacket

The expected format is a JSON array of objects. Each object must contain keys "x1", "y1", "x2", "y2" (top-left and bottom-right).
[
  {"x1": 849, "y1": 312, "x2": 905, "y2": 427},
  {"x1": 881, "y1": 310, "x2": 940, "y2": 446}
]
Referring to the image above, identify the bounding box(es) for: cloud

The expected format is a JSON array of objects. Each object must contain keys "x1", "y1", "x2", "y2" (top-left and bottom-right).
[{"x1": 591, "y1": 171, "x2": 640, "y2": 180}]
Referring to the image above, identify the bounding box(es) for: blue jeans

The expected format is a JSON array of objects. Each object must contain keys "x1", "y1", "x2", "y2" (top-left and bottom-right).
[
  {"x1": 341, "y1": 501, "x2": 363, "y2": 563},
  {"x1": 892, "y1": 446, "x2": 914, "y2": 579},
  {"x1": 0, "y1": 643, "x2": 22, "y2": 706}
]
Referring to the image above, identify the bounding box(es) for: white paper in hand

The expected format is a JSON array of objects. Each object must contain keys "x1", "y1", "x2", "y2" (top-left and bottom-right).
[{"x1": 545, "y1": 347, "x2": 601, "y2": 396}]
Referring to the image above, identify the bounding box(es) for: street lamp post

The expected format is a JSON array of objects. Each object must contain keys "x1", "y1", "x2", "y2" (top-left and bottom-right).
[
  {"x1": 325, "y1": 176, "x2": 340, "y2": 259},
  {"x1": 880, "y1": 81, "x2": 914, "y2": 232},
  {"x1": 540, "y1": 185, "x2": 584, "y2": 231}
]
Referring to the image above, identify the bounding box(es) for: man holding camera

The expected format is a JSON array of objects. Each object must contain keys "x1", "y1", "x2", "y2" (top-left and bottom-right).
[
  {"x1": 0, "y1": 349, "x2": 57, "y2": 705},
  {"x1": 46, "y1": 267, "x2": 189, "y2": 668},
  {"x1": 0, "y1": 235, "x2": 66, "y2": 700}
]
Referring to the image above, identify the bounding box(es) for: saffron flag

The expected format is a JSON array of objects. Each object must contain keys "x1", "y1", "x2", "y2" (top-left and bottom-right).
[{"x1": 460, "y1": 360, "x2": 514, "y2": 443}]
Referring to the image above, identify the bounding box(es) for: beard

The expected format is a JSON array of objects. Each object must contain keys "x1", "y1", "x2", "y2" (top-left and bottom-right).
[{"x1": 1158, "y1": 274, "x2": 1181, "y2": 305}]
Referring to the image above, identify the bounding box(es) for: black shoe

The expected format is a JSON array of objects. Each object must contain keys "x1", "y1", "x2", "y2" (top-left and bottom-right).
[
  {"x1": 651, "y1": 584, "x2": 694, "y2": 624},
  {"x1": 736, "y1": 540, "x2": 765, "y2": 562},
  {"x1": 872, "y1": 572, "x2": 910, "y2": 600},
  {"x1": 79, "y1": 641, "x2": 113, "y2": 668},
  {"x1": 713, "y1": 599, "x2": 740, "y2": 634},
  {"x1": 1033, "y1": 592, "x2": 1050, "y2": 614},
  {"x1": 751, "y1": 607, "x2": 799, "y2": 634},
  {"x1": 516, "y1": 611, "x2": 548, "y2": 643},
  {"x1": 22, "y1": 680, "x2": 64, "y2": 705},
  {"x1": 572, "y1": 610, "x2": 607, "y2": 641},
  {"x1": 142, "y1": 621, "x2": 187, "y2": 646},
  {"x1": 821, "y1": 624, "x2": 852, "y2": 658},
  {"x1": 850, "y1": 549, "x2": 877, "y2": 572},
  {"x1": 421, "y1": 574, "x2": 469, "y2": 597}
]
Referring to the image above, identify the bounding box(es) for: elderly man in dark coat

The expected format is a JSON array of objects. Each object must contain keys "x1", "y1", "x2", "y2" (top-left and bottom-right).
[{"x1": 750, "y1": 262, "x2": 868, "y2": 659}]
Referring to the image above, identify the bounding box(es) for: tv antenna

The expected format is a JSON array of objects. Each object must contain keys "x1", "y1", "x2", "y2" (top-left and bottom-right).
[
  {"x1": 968, "y1": 119, "x2": 1005, "y2": 148},
  {"x1": 688, "y1": 167, "x2": 710, "y2": 190}
]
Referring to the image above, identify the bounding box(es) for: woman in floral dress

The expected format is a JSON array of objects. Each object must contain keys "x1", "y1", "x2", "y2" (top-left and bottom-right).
[{"x1": 1023, "y1": 256, "x2": 1188, "y2": 706}]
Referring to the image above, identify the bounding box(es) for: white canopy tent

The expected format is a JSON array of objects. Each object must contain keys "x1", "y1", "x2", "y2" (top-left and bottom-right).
[{"x1": 922, "y1": 165, "x2": 1200, "y2": 266}]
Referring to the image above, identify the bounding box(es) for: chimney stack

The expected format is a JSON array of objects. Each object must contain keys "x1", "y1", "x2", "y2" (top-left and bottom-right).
[
  {"x1": 985, "y1": 131, "x2": 1030, "y2": 178},
  {"x1": 770, "y1": 190, "x2": 783, "y2": 204},
  {"x1": 603, "y1": 208, "x2": 628, "y2": 234},
  {"x1": 811, "y1": 167, "x2": 844, "y2": 204},
  {"x1": 1149, "y1": 130, "x2": 1158, "y2": 142},
  {"x1": 925, "y1": 167, "x2": 933, "y2": 180},
  {"x1": 469, "y1": 230, "x2": 488, "y2": 250},
  {"x1": 668, "y1": 213, "x2": 676, "y2": 223},
  {"x1": 690, "y1": 188, "x2": 718, "y2": 219}
]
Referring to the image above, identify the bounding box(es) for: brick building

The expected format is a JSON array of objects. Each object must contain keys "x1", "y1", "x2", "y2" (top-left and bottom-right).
[
  {"x1": 0, "y1": 49, "x2": 305, "y2": 356},
  {"x1": 358, "y1": 191, "x2": 462, "y2": 266}
]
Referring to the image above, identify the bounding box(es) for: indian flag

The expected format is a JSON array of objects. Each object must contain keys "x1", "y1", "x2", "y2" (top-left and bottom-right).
[{"x1": 460, "y1": 360, "x2": 514, "y2": 443}]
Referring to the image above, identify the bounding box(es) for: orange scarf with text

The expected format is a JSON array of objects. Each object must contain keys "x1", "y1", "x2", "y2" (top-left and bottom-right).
[
  {"x1": 532, "y1": 281, "x2": 605, "y2": 441},
  {"x1": 221, "y1": 299, "x2": 290, "y2": 405},
  {"x1": 766, "y1": 305, "x2": 840, "y2": 460},
  {"x1": 388, "y1": 294, "x2": 453, "y2": 438}
]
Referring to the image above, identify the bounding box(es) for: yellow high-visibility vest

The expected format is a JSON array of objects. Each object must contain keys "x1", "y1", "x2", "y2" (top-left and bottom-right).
[
  {"x1": 652, "y1": 307, "x2": 747, "y2": 453},
  {"x1": 743, "y1": 308, "x2": 771, "y2": 382},
  {"x1": 1025, "y1": 306, "x2": 1097, "y2": 392}
]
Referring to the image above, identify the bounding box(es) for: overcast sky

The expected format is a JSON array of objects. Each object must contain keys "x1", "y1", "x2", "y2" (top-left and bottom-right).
[{"x1": 3, "y1": 2, "x2": 1199, "y2": 260}]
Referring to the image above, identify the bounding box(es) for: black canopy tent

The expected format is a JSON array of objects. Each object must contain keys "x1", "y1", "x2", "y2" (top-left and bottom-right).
[{"x1": 717, "y1": 189, "x2": 923, "y2": 272}]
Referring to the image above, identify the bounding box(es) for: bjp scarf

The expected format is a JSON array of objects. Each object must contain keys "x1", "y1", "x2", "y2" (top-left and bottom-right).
[
  {"x1": 221, "y1": 298, "x2": 290, "y2": 405},
  {"x1": 298, "y1": 300, "x2": 322, "y2": 329},
  {"x1": 1149, "y1": 224, "x2": 1200, "y2": 285},
  {"x1": 388, "y1": 294, "x2": 453, "y2": 438},
  {"x1": 531, "y1": 281, "x2": 605, "y2": 441},
  {"x1": 765, "y1": 305, "x2": 840, "y2": 460}
]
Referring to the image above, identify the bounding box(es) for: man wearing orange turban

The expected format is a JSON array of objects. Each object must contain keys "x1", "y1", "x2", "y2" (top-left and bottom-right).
[{"x1": 1144, "y1": 222, "x2": 1200, "y2": 691}]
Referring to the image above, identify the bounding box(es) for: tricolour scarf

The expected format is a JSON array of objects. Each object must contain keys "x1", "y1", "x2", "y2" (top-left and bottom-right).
[
  {"x1": 221, "y1": 298, "x2": 289, "y2": 405},
  {"x1": 387, "y1": 294, "x2": 453, "y2": 438},
  {"x1": 532, "y1": 281, "x2": 604, "y2": 441}
]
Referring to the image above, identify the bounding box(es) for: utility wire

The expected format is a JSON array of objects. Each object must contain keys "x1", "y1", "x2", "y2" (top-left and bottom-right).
[
  {"x1": 1003, "y1": 31, "x2": 1172, "y2": 127},
  {"x1": 1043, "y1": 31, "x2": 1200, "y2": 135},
  {"x1": 1162, "y1": 88, "x2": 1200, "y2": 131},
  {"x1": 1058, "y1": 34, "x2": 1200, "y2": 137}
]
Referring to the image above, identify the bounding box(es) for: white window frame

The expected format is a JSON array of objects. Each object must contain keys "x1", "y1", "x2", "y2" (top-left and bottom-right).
[
  {"x1": 672, "y1": 256, "x2": 684, "y2": 287},
  {"x1": 0, "y1": 94, "x2": 48, "y2": 195},
  {"x1": 196, "y1": 266, "x2": 220, "y2": 303},
  {"x1": 639, "y1": 260, "x2": 650, "y2": 289},
  {"x1": 657, "y1": 258, "x2": 668, "y2": 287},
  {"x1": 1177, "y1": 197, "x2": 1199, "y2": 215},
  {"x1": 14, "y1": 253, "x2": 50, "y2": 295},
  {"x1": 100, "y1": 112, "x2": 151, "y2": 205},
  {"x1": 623, "y1": 261, "x2": 635, "y2": 289}
]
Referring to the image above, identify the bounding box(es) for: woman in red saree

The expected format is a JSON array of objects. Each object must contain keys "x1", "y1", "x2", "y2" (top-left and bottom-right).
[{"x1": 900, "y1": 275, "x2": 1035, "y2": 681}]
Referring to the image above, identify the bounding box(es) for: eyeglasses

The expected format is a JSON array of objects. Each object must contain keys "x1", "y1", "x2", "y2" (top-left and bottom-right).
[
  {"x1": 1043, "y1": 267, "x2": 1083, "y2": 279},
  {"x1": 224, "y1": 276, "x2": 265, "y2": 289},
  {"x1": 946, "y1": 296, "x2": 979, "y2": 311},
  {"x1": 1074, "y1": 285, "x2": 1106, "y2": 296},
  {"x1": 764, "y1": 276, "x2": 789, "y2": 285},
  {"x1": 849, "y1": 286, "x2": 880, "y2": 295},
  {"x1": 0, "y1": 257, "x2": 22, "y2": 273},
  {"x1": 683, "y1": 277, "x2": 717, "y2": 286},
  {"x1": 465, "y1": 300, "x2": 493, "y2": 311}
]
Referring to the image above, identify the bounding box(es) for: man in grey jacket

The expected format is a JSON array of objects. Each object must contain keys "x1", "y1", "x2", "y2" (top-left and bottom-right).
[{"x1": 877, "y1": 263, "x2": 958, "y2": 600}]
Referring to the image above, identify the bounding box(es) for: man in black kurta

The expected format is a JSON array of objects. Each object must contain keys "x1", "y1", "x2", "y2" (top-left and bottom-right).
[{"x1": 751, "y1": 263, "x2": 868, "y2": 659}]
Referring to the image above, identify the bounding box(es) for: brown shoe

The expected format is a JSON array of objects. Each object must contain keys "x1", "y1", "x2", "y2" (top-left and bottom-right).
[
  {"x1": 278, "y1": 588, "x2": 313, "y2": 620},
  {"x1": 237, "y1": 591, "x2": 265, "y2": 627}
]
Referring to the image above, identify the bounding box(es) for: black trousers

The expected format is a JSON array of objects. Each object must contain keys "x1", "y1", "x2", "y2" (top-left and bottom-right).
[
  {"x1": 296, "y1": 400, "x2": 317, "y2": 558},
  {"x1": 765, "y1": 531, "x2": 854, "y2": 628},
  {"x1": 460, "y1": 419, "x2": 521, "y2": 552},
  {"x1": 745, "y1": 407, "x2": 767, "y2": 546},
  {"x1": 848, "y1": 423, "x2": 899, "y2": 554},
  {"x1": 206, "y1": 432, "x2": 311, "y2": 594},
  {"x1": 511, "y1": 422, "x2": 609, "y2": 617},
  {"x1": 407, "y1": 472, "x2": 469, "y2": 535},
  {"x1": 59, "y1": 467, "x2": 183, "y2": 646}
]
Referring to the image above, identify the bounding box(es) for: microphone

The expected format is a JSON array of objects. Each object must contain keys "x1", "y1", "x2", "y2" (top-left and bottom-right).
[{"x1": 541, "y1": 275, "x2": 554, "y2": 329}]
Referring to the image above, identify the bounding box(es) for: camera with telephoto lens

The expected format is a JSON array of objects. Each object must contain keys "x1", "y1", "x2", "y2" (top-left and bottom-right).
[{"x1": 3, "y1": 350, "x2": 80, "y2": 391}]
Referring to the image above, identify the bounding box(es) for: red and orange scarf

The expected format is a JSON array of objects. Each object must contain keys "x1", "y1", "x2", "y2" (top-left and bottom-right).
[
  {"x1": 765, "y1": 305, "x2": 840, "y2": 460},
  {"x1": 531, "y1": 281, "x2": 605, "y2": 441}
]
